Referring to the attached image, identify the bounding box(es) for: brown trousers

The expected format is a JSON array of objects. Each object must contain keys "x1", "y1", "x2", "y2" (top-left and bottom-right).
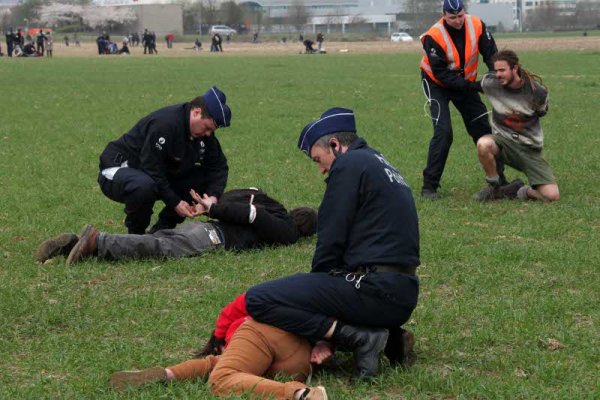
[{"x1": 167, "y1": 319, "x2": 312, "y2": 399}]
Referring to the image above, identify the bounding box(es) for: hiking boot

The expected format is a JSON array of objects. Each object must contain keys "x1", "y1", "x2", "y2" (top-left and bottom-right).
[
  {"x1": 299, "y1": 386, "x2": 328, "y2": 400},
  {"x1": 472, "y1": 185, "x2": 505, "y2": 201},
  {"x1": 384, "y1": 328, "x2": 416, "y2": 367},
  {"x1": 109, "y1": 367, "x2": 167, "y2": 390},
  {"x1": 333, "y1": 324, "x2": 389, "y2": 379},
  {"x1": 420, "y1": 187, "x2": 439, "y2": 201},
  {"x1": 500, "y1": 179, "x2": 525, "y2": 200},
  {"x1": 66, "y1": 225, "x2": 99, "y2": 265},
  {"x1": 35, "y1": 233, "x2": 79, "y2": 263}
]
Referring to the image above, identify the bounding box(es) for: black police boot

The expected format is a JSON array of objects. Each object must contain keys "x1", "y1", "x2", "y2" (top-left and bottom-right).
[
  {"x1": 384, "y1": 327, "x2": 416, "y2": 367},
  {"x1": 332, "y1": 324, "x2": 389, "y2": 379}
]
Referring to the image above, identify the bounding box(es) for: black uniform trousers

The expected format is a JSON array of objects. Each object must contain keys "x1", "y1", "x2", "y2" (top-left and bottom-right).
[
  {"x1": 245, "y1": 271, "x2": 419, "y2": 343},
  {"x1": 422, "y1": 82, "x2": 491, "y2": 191},
  {"x1": 98, "y1": 166, "x2": 209, "y2": 234}
]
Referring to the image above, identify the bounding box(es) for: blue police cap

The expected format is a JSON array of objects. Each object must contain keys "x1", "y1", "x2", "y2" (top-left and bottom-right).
[
  {"x1": 297, "y1": 107, "x2": 356, "y2": 156},
  {"x1": 202, "y1": 86, "x2": 231, "y2": 128},
  {"x1": 443, "y1": 0, "x2": 464, "y2": 13}
]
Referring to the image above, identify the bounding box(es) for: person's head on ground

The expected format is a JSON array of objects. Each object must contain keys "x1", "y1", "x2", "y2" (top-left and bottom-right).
[
  {"x1": 492, "y1": 49, "x2": 544, "y2": 90},
  {"x1": 189, "y1": 86, "x2": 231, "y2": 138},
  {"x1": 289, "y1": 207, "x2": 318, "y2": 237},
  {"x1": 297, "y1": 107, "x2": 357, "y2": 175},
  {"x1": 442, "y1": 0, "x2": 466, "y2": 29}
]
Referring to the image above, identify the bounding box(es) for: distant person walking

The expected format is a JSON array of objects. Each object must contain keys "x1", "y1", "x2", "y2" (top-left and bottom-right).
[
  {"x1": 36, "y1": 30, "x2": 47, "y2": 55},
  {"x1": 46, "y1": 37, "x2": 53, "y2": 57},
  {"x1": 63, "y1": 35, "x2": 69, "y2": 46},
  {"x1": 149, "y1": 31, "x2": 158, "y2": 54},
  {"x1": 142, "y1": 29, "x2": 150, "y2": 54},
  {"x1": 5, "y1": 28, "x2": 16, "y2": 57},
  {"x1": 316, "y1": 32, "x2": 324, "y2": 50}
]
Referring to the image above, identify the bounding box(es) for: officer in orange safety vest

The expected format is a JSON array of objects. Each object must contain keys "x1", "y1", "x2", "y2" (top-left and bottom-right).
[{"x1": 419, "y1": 0, "x2": 503, "y2": 200}]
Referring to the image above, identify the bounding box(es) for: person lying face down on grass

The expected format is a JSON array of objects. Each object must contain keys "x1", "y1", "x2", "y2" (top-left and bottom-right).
[
  {"x1": 35, "y1": 188, "x2": 318, "y2": 265},
  {"x1": 109, "y1": 291, "x2": 415, "y2": 399},
  {"x1": 109, "y1": 292, "x2": 330, "y2": 400}
]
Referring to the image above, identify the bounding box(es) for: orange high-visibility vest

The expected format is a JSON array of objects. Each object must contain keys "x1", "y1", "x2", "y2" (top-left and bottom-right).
[{"x1": 420, "y1": 15, "x2": 484, "y2": 87}]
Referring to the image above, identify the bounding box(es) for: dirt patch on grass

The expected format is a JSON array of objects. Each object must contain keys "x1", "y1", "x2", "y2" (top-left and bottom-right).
[{"x1": 41, "y1": 36, "x2": 600, "y2": 58}]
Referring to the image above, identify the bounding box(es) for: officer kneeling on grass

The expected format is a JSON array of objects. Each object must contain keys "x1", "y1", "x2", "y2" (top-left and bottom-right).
[
  {"x1": 244, "y1": 108, "x2": 420, "y2": 379},
  {"x1": 98, "y1": 87, "x2": 231, "y2": 234}
]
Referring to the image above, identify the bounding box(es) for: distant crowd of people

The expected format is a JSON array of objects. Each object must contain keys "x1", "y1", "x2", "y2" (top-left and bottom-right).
[
  {"x1": 301, "y1": 32, "x2": 325, "y2": 54},
  {"x1": 95, "y1": 29, "x2": 165, "y2": 56},
  {"x1": 3, "y1": 28, "x2": 55, "y2": 57},
  {"x1": 96, "y1": 31, "x2": 131, "y2": 55}
]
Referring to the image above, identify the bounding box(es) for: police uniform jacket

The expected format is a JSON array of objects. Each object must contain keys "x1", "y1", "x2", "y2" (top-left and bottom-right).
[
  {"x1": 99, "y1": 102, "x2": 228, "y2": 209},
  {"x1": 207, "y1": 189, "x2": 299, "y2": 250},
  {"x1": 312, "y1": 138, "x2": 420, "y2": 273},
  {"x1": 421, "y1": 18, "x2": 496, "y2": 92}
]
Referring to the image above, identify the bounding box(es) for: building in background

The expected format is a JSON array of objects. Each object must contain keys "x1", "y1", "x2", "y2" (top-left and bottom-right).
[{"x1": 92, "y1": 0, "x2": 183, "y2": 35}]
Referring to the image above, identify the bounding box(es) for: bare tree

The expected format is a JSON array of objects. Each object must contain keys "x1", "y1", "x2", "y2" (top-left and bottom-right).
[
  {"x1": 183, "y1": 1, "x2": 202, "y2": 33},
  {"x1": 202, "y1": 0, "x2": 219, "y2": 26},
  {"x1": 348, "y1": 13, "x2": 367, "y2": 25},
  {"x1": 286, "y1": 0, "x2": 310, "y2": 33},
  {"x1": 575, "y1": 1, "x2": 600, "y2": 29},
  {"x1": 219, "y1": 1, "x2": 244, "y2": 27},
  {"x1": 404, "y1": 0, "x2": 439, "y2": 34},
  {"x1": 525, "y1": 3, "x2": 561, "y2": 31}
]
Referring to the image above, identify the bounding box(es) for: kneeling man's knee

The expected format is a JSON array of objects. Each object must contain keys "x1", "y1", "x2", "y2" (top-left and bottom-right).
[{"x1": 477, "y1": 136, "x2": 496, "y2": 154}]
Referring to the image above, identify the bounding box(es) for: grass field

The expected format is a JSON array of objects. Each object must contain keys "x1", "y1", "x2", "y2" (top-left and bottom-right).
[{"x1": 0, "y1": 50, "x2": 599, "y2": 399}]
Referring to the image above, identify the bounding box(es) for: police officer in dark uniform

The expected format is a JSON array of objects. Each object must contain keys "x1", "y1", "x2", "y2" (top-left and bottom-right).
[
  {"x1": 142, "y1": 29, "x2": 150, "y2": 54},
  {"x1": 98, "y1": 86, "x2": 231, "y2": 234},
  {"x1": 419, "y1": 0, "x2": 501, "y2": 199},
  {"x1": 36, "y1": 29, "x2": 47, "y2": 55},
  {"x1": 245, "y1": 108, "x2": 420, "y2": 379},
  {"x1": 5, "y1": 28, "x2": 16, "y2": 57}
]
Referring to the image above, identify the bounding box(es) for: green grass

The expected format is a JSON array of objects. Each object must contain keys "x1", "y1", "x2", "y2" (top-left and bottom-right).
[{"x1": 0, "y1": 51, "x2": 598, "y2": 399}]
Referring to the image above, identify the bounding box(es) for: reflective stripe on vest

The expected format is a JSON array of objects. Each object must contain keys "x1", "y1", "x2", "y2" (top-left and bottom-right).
[{"x1": 420, "y1": 15, "x2": 483, "y2": 86}]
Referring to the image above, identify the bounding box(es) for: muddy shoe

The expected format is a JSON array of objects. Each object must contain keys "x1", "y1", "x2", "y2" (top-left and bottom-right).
[
  {"x1": 472, "y1": 185, "x2": 505, "y2": 201},
  {"x1": 501, "y1": 179, "x2": 525, "y2": 199},
  {"x1": 35, "y1": 233, "x2": 79, "y2": 263},
  {"x1": 299, "y1": 386, "x2": 328, "y2": 400},
  {"x1": 109, "y1": 367, "x2": 167, "y2": 390},
  {"x1": 66, "y1": 225, "x2": 99, "y2": 265},
  {"x1": 420, "y1": 187, "x2": 439, "y2": 201}
]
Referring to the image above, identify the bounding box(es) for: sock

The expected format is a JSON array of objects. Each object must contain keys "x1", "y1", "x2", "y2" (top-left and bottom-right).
[
  {"x1": 485, "y1": 176, "x2": 500, "y2": 187},
  {"x1": 517, "y1": 186, "x2": 530, "y2": 200},
  {"x1": 296, "y1": 388, "x2": 310, "y2": 400},
  {"x1": 332, "y1": 321, "x2": 345, "y2": 339}
]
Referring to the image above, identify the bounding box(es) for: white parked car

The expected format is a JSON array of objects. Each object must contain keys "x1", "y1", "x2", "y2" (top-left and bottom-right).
[
  {"x1": 210, "y1": 25, "x2": 237, "y2": 36},
  {"x1": 391, "y1": 32, "x2": 414, "y2": 42}
]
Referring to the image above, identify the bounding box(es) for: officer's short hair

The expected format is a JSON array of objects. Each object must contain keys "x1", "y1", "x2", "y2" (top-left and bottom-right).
[
  {"x1": 314, "y1": 132, "x2": 358, "y2": 149},
  {"x1": 289, "y1": 207, "x2": 318, "y2": 237},
  {"x1": 189, "y1": 96, "x2": 211, "y2": 119}
]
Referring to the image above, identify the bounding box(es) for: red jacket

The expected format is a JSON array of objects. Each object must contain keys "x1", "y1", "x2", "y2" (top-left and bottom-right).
[{"x1": 214, "y1": 293, "x2": 250, "y2": 345}]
